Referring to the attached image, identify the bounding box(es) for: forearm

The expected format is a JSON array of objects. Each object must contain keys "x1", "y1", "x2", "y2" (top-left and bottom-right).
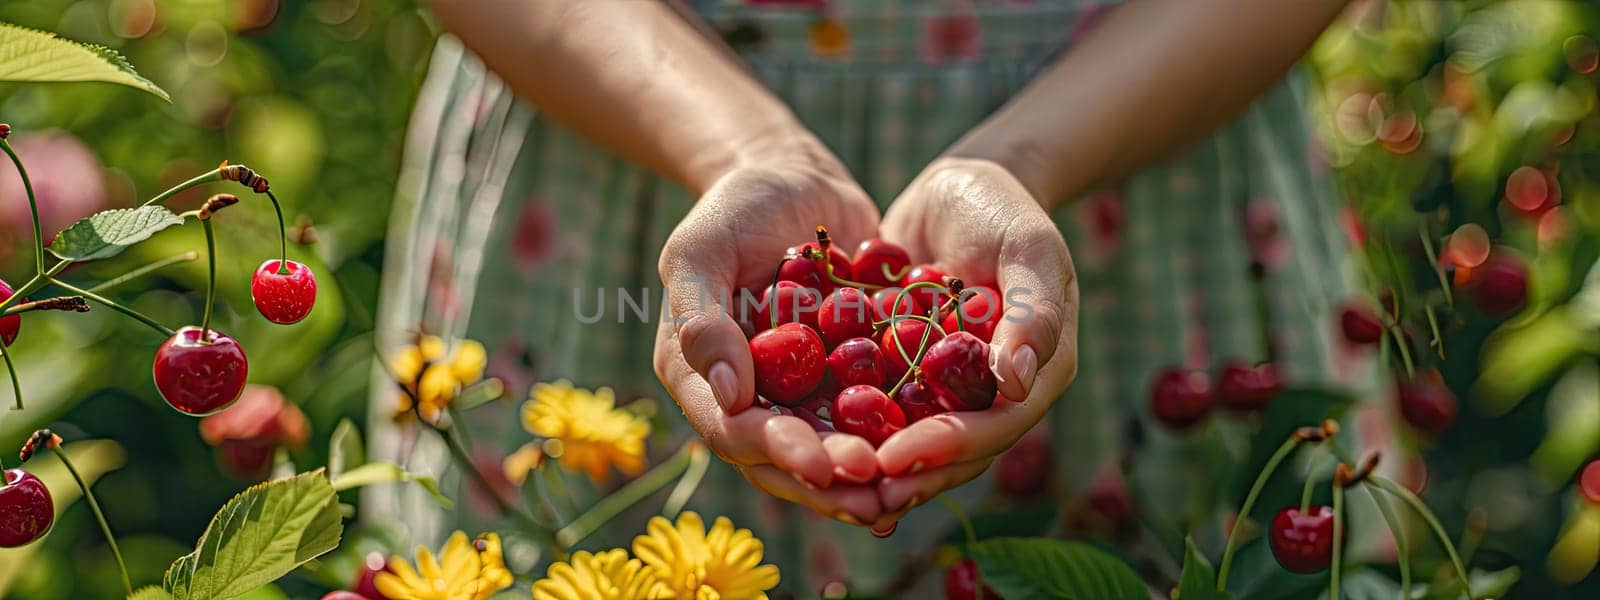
[
  {"x1": 428, "y1": 0, "x2": 834, "y2": 194},
  {"x1": 946, "y1": 0, "x2": 1349, "y2": 208}
]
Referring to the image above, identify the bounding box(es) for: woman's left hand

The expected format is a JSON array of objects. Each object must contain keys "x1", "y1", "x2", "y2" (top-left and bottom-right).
[{"x1": 869, "y1": 157, "x2": 1080, "y2": 531}]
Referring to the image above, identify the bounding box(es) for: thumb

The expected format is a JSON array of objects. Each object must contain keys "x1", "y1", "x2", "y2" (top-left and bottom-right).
[
  {"x1": 660, "y1": 246, "x2": 754, "y2": 414},
  {"x1": 989, "y1": 218, "x2": 1075, "y2": 402}
]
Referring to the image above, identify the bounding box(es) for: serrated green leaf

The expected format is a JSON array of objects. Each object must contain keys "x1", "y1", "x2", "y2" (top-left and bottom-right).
[
  {"x1": 49, "y1": 206, "x2": 184, "y2": 262},
  {"x1": 969, "y1": 537, "x2": 1146, "y2": 600},
  {"x1": 0, "y1": 22, "x2": 169, "y2": 101},
  {"x1": 1177, "y1": 537, "x2": 1229, "y2": 600},
  {"x1": 330, "y1": 461, "x2": 453, "y2": 509},
  {"x1": 128, "y1": 586, "x2": 176, "y2": 600},
  {"x1": 327, "y1": 419, "x2": 365, "y2": 479},
  {"x1": 163, "y1": 471, "x2": 343, "y2": 600}
]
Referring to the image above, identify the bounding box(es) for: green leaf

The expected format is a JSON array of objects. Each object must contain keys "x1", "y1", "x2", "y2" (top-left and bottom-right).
[
  {"x1": 327, "y1": 419, "x2": 365, "y2": 479},
  {"x1": 330, "y1": 461, "x2": 454, "y2": 509},
  {"x1": 128, "y1": 587, "x2": 176, "y2": 600},
  {"x1": 940, "y1": 502, "x2": 1060, "y2": 544},
  {"x1": 1412, "y1": 567, "x2": 1520, "y2": 600},
  {"x1": 1176, "y1": 537, "x2": 1229, "y2": 600},
  {"x1": 1339, "y1": 570, "x2": 1401, "y2": 599},
  {"x1": 0, "y1": 22, "x2": 169, "y2": 100},
  {"x1": 969, "y1": 537, "x2": 1146, "y2": 600},
  {"x1": 163, "y1": 471, "x2": 343, "y2": 600},
  {"x1": 49, "y1": 206, "x2": 184, "y2": 262},
  {"x1": 1222, "y1": 538, "x2": 1324, "y2": 600}
]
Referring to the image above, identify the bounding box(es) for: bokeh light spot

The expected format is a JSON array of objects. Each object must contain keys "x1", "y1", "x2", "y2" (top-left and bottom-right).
[
  {"x1": 1565, "y1": 35, "x2": 1599, "y2": 74},
  {"x1": 1442, "y1": 223, "x2": 1490, "y2": 269},
  {"x1": 1505, "y1": 166, "x2": 1550, "y2": 211},
  {"x1": 109, "y1": 0, "x2": 158, "y2": 39},
  {"x1": 185, "y1": 21, "x2": 229, "y2": 67}
]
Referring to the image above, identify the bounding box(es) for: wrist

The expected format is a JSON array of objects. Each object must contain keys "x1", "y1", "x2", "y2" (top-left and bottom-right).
[{"x1": 690, "y1": 122, "x2": 850, "y2": 194}]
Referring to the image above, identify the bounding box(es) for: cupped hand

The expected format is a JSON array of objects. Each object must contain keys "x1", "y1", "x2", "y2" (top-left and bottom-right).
[
  {"x1": 654, "y1": 157, "x2": 887, "y2": 523},
  {"x1": 871, "y1": 157, "x2": 1080, "y2": 528}
]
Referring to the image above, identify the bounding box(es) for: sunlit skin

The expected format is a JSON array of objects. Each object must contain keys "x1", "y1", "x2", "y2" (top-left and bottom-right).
[{"x1": 429, "y1": 0, "x2": 1350, "y2": 528}]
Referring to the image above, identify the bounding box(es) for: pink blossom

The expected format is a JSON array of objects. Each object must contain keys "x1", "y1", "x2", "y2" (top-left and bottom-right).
[{"x1": 0, "y1": 131, "x2": 109, "y2": 246}]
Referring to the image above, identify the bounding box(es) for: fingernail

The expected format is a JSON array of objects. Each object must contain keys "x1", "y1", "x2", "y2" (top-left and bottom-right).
[
  {"x1": 709, "y1": 362, "x2": 738, "y2": 412},
  {"x1": 1013, "y1": 345, "x2": 1038, "y2": 397},
  {"x1": 834, "y1": 512, "x2": 862, "y2": 526},
  {"x1": 833, "y1": 465, "x2": 870, "y2": 485},
  {"x1": 909, "y1": 460, "x2": 924, "y2": 474},
  {"x1": 894, "y1": 494, "x2": 922, "y2": 512},
  {"x1": 793, "y1": 471, "x2": 818, "y2": 490},
  {"x1": 870, "y1": 521, "x2": 898, "y2": 538}
]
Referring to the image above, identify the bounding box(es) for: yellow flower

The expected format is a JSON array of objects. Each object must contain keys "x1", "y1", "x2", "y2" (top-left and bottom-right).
[
  {"x1": 391, "y1": 336, "x2": 487, "y2": 421},
  {"x1": 632, "y1": 512, "x2": 780, "y2": 600},
  {"x1": 533, "y1": 549, "x2": 667, "y2": 600},
  {"x1": 523, "y1": 380, "x2": 650, "y2": 483},
  {"x1": 502, "y1": 442, "x2": 546, "y2": 486},
  {"x1": 376, "y1": 532, "x2": 512, "y2": 600}
]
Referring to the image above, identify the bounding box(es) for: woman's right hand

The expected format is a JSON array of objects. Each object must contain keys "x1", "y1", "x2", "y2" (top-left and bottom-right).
[{"x1": 653, "y1": 143, "x2": 892, "y2": 525}]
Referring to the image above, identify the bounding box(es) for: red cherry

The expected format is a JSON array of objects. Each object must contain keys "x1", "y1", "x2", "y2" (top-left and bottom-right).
[
  {"x1": 818, "y1": 287, "x2": 876, "y2": 345},
  {"x1": 1216, "y1": 361, "x2": 1282, "y2": 413},
  {"x1": 1338, "y1": 302, "x2": 1384, "y2": 345},
  {"x1": 941, "y1": 285, "x2": 1002, "y2": 343},
  {"x1": 1269, "y1": 506, "x2": 1336, "y2": 574},
  {"x1": 1579, "y1": 460, "x2": 1600, "y2": 505},
  {"x1": 749, "y1": 323, "x2": 826, "y2": 405},
  {"x1": 871, "y1": 287, "x2": 920, "y2": 320},
  {"x1": 153, "y1": 326, "x2": 250, "y2": 415},
  {"x1": 754, "y1": 281, "x2": 821, "y2": 332},
  {"x1": 0, "y1": 277, "x2": 19, "y2": 346},
  {"x1": 944, "y1": 558, "x2": 1001, "y2": 600},
  {"x1": 920, "y1": 331, "x2": 997, "y2": 412},
  {"x1": 0, "y1": 469, "x2": 53, "y2": 548},
  {"x1": 995, "y1": 429, "x2": 1051, "y2": 497},
  {"x1": 1396, "y1": 369, "x2": 1456, "y2": 436},
  {"x1": 904, "y1": 265, "x2": 949, "y2": 312},
  {"x1": 894, "y1": 380, "x2": 948, "y2": 423},
  {"x1": 353, "y1": 551, "x2": 396, "y2": 599},
  {"x1": 851, "y1": 238, "x2": 911, "y2": 287},
  {"x1": 1464, "y1": 250, "x2": 1528, "y2": 317},
  {"x1": 827, "y1": 337, "x2": 887, "y2": 389},
  {"x1": 832, "y1": 385, "x2": 906, "y2": 446},
  {"x1": 250, "y1": 259, "x2": 317, "y2": 324},
  {"x1": 778, "y1": 242, "x2": 852, "y2": 295},
  {"x1": 1148, "y1": 368, "x2": 1212, "y2": 430},
  {"x1": 880, "y1": 318, "x2": 946, "y2": 382},
  {"x1": 322, "y1": 593, "x2": 371, "y2": 600}
]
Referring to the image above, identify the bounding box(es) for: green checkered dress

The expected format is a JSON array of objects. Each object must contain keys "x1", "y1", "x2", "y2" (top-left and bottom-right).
[{"x1": 368, "y1": 0, "x2": 1373, "y2": 594}]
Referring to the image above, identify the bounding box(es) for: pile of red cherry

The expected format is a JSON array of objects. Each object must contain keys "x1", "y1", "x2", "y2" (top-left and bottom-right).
[{"x1": 744, "y1": 227, "x2": 1002, "y2": 446}]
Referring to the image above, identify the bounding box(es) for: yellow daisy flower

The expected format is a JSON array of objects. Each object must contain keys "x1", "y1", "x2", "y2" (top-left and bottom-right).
[
  {"x1": 532, "y1": 548, "x2": 668, "y2": 600},
  {"x1": 632, "y1": 512, "x2": 781, "y2": 600},
  {"x1": 522, "y1": 380, "x2": 650, "y2": 484},
  {"x1": 391, "y1": 336, "x2": 487, "y2": 421},
  {"x1": 376, "y1": 531, "x2": 512, "y2": 600}
]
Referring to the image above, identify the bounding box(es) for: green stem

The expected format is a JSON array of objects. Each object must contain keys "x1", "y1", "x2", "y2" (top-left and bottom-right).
[
  {"x1": 937, "y1": 495, "x2": 979, "y2": 548},
  {"x1": 1424, "y1": 304, "x2": 1445, "y2": 359},
  {"x1": 200, "y1": 219, "x2": 217, "y2": 337},
  {"x1": 86, "y1": 251, "x2": 200, "y2": 294},
  {"x1": 48, "y1": 279, "x2": 174, "y2": 337},
  {"x1": 1364, "y1": 486, "x2": 1411, "y2": 596},
  {"x1": 1387, "y1": 325, "x2": 1415, "y2": 378},
  {"x1": 0, "y1": 139, "x2": 44, "y2": 273},
  {"x1": 1330, "y1": 483, "x2": 1344, "y2": 600},
  {"x1": 661, "y1": 442, "x2": 711, "y2": 518},
  {"x1": 265, "y1": 191, "x2": 289, "y2": 272},
  {"x1": 538, "y1": 463, "x2": 577, "y2": 524},
  {"x1": 1301, "y1": 451, "x2": 1326, "y2": 513},
  {"x1": 884, "y1": 312, "x2": 948, "y2": 397},
  {"x1": 1, "y1": 344, "x2": 21, "y2": 410},
  {"x1": 50, "y1": 446, "x2": 131, "y2": 596},
  {"x1": 1217, "y1": 435, "x2": 1303, "y2": 591},
  {"x1": 555, "y1": 441, "x2": 701, "y2": 548},
  {"x1": 1369, "y1": 477, "x2": 1472, "y2": 598},
  {"x1": 1417, "y1": 220, "x2": 1454, "y2": 308},
  {"x1": 436, "y1": 420, "x2": 553, "y2": 544},
  {"x1": 140, "y1": 168, "x2": 222, "y2": 208}
]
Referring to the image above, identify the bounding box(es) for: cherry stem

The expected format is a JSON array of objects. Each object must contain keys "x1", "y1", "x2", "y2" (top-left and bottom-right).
[
  {"x1": 936, "y1": 495, "x2": 979, "y2": 548},
  {"x1": 0, "y1": 139, "x2": 45, "y2": 274},
  {"x1": 49, "y1": 446, "x2": 132, "y2": 596},
  {"x1": 1216, "y1": 435, "x2": 1303, "y2": 592},
  {"x1": 882, "y1": 310, "x2": 948, "y2": 398},
  {"x1": 823, "y1": 258, "x2": 883, "y2": 291},
  {"x1": 1329, "y1": 482, "x2": 1345, "y2": 600},
  {"x1": 1368, "y1": 476, "x2": 1472, "y2": 598},
  {"x1": 87, "y1": 251, "x2": 200, "y2": 295},
  {"x1": 1, "y1": 344, "x2": 21, "y2": 410},
  {"x1": 1300, "y1": 448, "x2": 1328, "y2": 513},
  {"x1": 767, "y1": 257, "x2": 792, "y2": 330},
  {"x1": 140, "y1": 168, "x2": 223, "y2": 208},
  {"x1": 265, "y1": 191, "x2": 289, "y2": 273},
  {"x1": 1363, "y1": 485, "x2": 1412, "y2": 595},
  {"x1": 48, "y1": 278, "x2": 175, "y2": 338},
  {"x1": 200, "y1": 218, "x2": 218, "y2": 337},
  {"x1": 1423, "y1": 303, "x2": 1445, "y2": 360},
  {"x1": 555, "y1": 440, "x2": 706, "y2": 548},
  {"x1": 1417, "y1": 220, "x2": 1454, "y2": 308},
  {"x1": 1385, "y1": 322, "x2": 1415, "y2": 378}
]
